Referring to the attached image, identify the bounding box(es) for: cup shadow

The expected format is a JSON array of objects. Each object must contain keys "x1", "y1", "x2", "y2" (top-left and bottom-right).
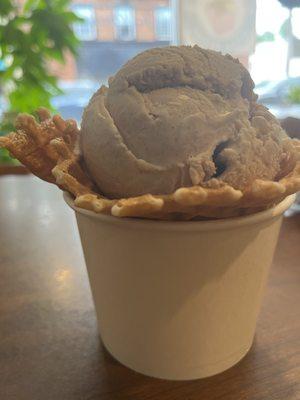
[{"x1": 95, "y1": 336, "x2": 297, "y2": 400}]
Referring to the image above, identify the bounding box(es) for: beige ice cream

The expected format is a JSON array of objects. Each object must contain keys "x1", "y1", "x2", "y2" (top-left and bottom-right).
[{"x1": 81, "y1": 45, "x2": 296, "y2": 199}]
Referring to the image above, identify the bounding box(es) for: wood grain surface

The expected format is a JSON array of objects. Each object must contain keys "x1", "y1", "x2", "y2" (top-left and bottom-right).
[
  {"x1": 0, "y1": 165, "x2": 29, "y2": 176},
  {"x1": 0, "y1": 176, "x2": 299, "y2": 400}
]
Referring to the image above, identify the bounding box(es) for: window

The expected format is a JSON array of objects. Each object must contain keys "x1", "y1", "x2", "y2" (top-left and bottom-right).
[
  {"x1": 114, "y1": 5, "x2": 136, "y2": 41},
  {"x1": 72, "y1": 5, "x2": 97, "y2": 41},
  {"x1": 155, "y1": 7, "x2": 171, "y2": 41}
]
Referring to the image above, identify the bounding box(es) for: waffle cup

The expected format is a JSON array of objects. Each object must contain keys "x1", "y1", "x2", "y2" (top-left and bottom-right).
[
  {"x1": 1, "y1": 111, "x2": 300, "y2": 220},
  {"x1": 2, "y1": 111, "x2": 299, "y2": 380},
  {"x1": 64, "y1": 192, "x2": 295, "y2": 379}
]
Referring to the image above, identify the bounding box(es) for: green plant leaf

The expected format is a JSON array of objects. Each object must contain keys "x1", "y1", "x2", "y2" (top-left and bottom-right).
[
  {"x1": 280, "y1": 18, "x2": 292, "y2": 40},
  {"x1": 24, "y1": 0, "x2": 40, "y2": 13},
  {"x1": 0, "y1": 0, "x2": 81, "y2": 165},
  {"x1": 256, "y1": 31, "x2": 275, "y2": 44},
  {"x1": 0, "y1": 148, "x2": 18, "y2": 164},
  {"x1": 0, "y1": 0, "x2": 14, "y2": 16},
  {"x1": 288, "y1": 86, "x2": 300, "y2": 103}
]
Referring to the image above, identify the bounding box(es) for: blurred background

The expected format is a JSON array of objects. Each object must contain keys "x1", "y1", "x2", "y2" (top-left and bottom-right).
[{"x1": 0, "y1": 0, "x2": 300, "y2": 167}]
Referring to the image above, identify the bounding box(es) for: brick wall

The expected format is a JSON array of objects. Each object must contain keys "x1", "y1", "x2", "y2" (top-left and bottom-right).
[
  {"x1": 15, "y1": 0, "x2": 249, "y2": 80},
  {"x1": 71, "y1": 0, "x2": 169, "y2": 42},
  {"x1": 15, "y1": 0, "x2": 170, "y2": 80},
  {"x1": 63, "y1": 0, "x2": 170, "y2": 79},
  {"x1": 48, "y1": 51, "x2": 77, "y2": 80}
]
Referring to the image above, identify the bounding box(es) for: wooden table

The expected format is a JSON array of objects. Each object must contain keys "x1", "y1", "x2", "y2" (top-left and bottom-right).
[{"x1": 0, "y1": 175, "x2": 299, "y2": 400}]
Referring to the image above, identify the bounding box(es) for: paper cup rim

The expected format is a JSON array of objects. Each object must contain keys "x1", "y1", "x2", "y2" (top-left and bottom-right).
[{"x1": 63, "y1": 192, "x2": 295, "y2": 232}]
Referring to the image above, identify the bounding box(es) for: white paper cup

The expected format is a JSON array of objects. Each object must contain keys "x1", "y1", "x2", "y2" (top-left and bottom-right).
[{"x1": 64, "y1": 193, "x2": 295, "y2": 380}]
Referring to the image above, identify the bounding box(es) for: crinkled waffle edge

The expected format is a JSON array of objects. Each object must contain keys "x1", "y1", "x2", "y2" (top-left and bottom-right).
[{"x1": 1, "y1": 111, "x2": 299, "y2": 220}]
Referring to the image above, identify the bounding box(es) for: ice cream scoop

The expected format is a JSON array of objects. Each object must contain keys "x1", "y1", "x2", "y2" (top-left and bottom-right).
[{"x1": 80, "y1": 45, "x2": 296, "y2": 199}]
